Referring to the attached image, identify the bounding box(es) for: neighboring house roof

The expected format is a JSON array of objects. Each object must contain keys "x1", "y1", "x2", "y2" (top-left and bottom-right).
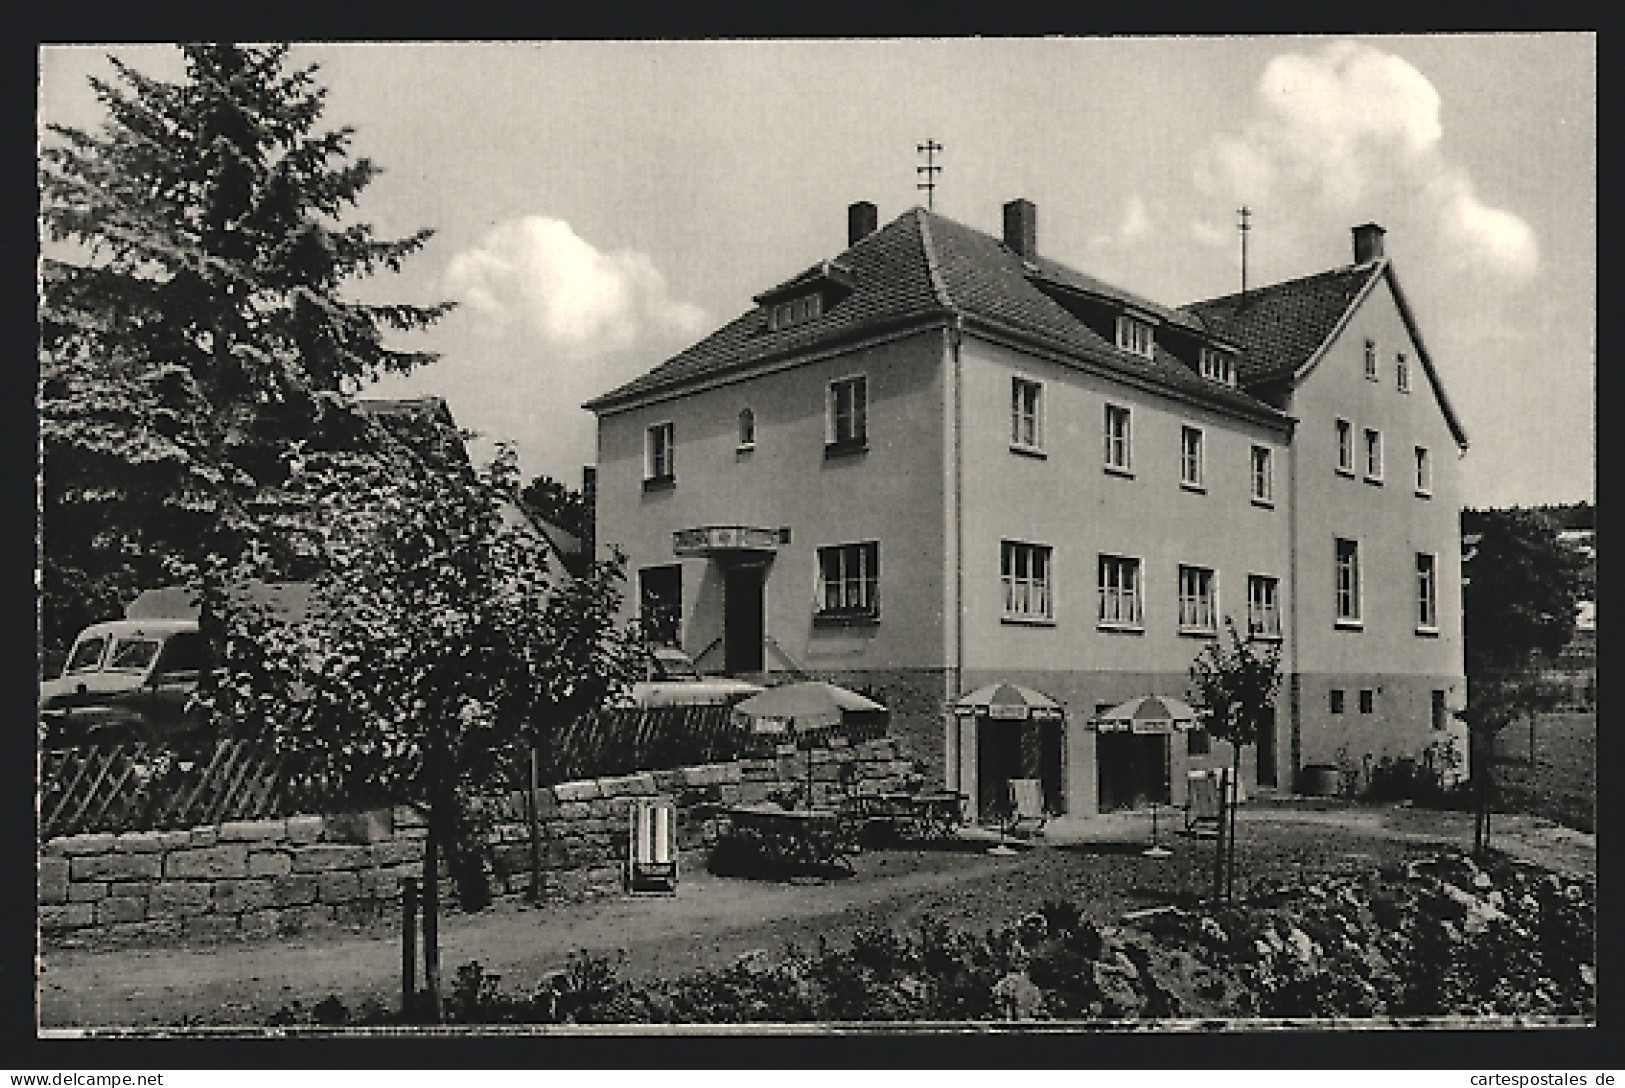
[
  {"x1": 583, "y1": 207, "x2": 1287, "y2": 426},
  {"x1": 354, "y1": 395, "x2": 472, "y2": 473},
  {"x1": 1186, "y1": 261, "x2": 1469, "y2": 450}
]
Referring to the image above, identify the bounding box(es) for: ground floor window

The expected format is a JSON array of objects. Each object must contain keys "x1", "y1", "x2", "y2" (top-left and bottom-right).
[
  {"x1": 817, "y1": 541, "x2": 879, "y2": 619},
  {"x1": 1002, "y1": 540, "x2": 1053, "y2": 621},
  {"x1": 638, "y1": 565, "x2": 682, "y2": 646}
]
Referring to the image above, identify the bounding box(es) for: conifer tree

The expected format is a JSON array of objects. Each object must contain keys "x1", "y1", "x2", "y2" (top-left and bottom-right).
[{"x1": 40, "y1": 44, "x2": 451, "y2": 667}]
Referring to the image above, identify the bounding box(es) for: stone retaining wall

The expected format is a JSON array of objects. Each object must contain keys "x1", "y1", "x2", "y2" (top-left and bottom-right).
[{"x1": 40, "y1": 736, "x2": 913, "y2": 947}]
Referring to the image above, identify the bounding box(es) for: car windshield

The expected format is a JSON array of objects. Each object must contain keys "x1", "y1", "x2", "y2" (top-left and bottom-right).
[
  {"x1": 107, "y1": 638, "x2": 160, "y2": 672},
  {"x1": 65, "y1": 636, "x2": 107, "y2": 674}
]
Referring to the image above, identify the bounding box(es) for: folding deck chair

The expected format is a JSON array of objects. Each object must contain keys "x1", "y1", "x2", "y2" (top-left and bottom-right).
[
  {"x1": 1183, "y1": 770, "x2": 1222, "y2": 838},
  {"x1": 626, "y1": 797, "x2": 678, "y2": 894},
  {"x1": 1004, "y1": 778, "x2": 1049, "y2": 840}
]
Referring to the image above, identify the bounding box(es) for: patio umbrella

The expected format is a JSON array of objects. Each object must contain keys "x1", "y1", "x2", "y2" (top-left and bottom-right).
[
  {"x1": 731, "y1": 681, "x2": 888, "y2": 737},
  {"x1": 1092, "y1": 694, "x2": 1200, "y2": 733},
  {"x1": 953, "y1": 682, "x2": 1065, "y2": 721}
]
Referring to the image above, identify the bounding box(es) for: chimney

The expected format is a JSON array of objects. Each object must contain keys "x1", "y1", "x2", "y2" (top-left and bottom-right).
[
  {"x1": 848, "y1": 201, "x2": 878, "y2": 246},
  {"x1": 1353, "y1": 222, "x2": 1386, "y2": 264},
  {"x1": 1003, "y1": 198, "x2": 1037, "y2": 259}
]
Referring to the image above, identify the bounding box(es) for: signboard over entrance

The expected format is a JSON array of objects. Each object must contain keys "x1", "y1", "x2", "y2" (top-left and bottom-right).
[{"x1": 673, "y1": 525, "x2": 783, "y2": 556}]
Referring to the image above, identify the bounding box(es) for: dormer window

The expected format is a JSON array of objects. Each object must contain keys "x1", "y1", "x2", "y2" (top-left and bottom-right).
[
  {"x1": 1116, "y1": 315, "x2": 1155, "y2": 358},
  {"x1": 1199, "y1": 347, "x2": 1236, "y2": 386},
  {"x1": 768, "y1": 293, "x2": 823, "y2": 331}
]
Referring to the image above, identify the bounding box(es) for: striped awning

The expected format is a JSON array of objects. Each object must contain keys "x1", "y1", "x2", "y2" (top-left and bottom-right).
[
  {"x1": 953, "y1": 683, "x2": 1065, "y2": 722},
  {"x1": 1092, "y1": 695, "x2": 1201, "y2": 733}
]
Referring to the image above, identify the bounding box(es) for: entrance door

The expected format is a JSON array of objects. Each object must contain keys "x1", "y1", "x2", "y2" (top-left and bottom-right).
[
  {"x1": 723, "y1": 564, "x2": 765, "y2": 675},
  {"x1": 1255, "y1": 706, "x2": 1277, "y2": 787},
  {"x1": 977, "y1": 722, "x2": 1023, "y2": 818},
  {"x1": 1097, "y1": 731, "x2": 1171, "y2": 811}
]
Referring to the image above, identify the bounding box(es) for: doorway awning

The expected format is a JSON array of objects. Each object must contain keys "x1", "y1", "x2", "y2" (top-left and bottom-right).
[
  {"x1": 1092, "y1": 694, "x2": 1201, "y2": 733},
  {"x1": 673, "y1": 525, "x2": 784, "y2": 558},
  {"x1": 953, "y1": 683, "x2": 1065, "y2": 722}
]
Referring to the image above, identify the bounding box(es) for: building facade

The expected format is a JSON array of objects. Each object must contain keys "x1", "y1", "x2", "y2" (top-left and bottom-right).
[{"x1": 586, "y1": 200, "x2": 1469, "y2": 818}]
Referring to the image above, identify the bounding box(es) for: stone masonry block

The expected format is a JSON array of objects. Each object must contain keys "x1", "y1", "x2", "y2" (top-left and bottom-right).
[
  {"x1": 272, "y1": 874, "x2": 320, "y2": 907},
  {"x1": 717, "y1": 783, "x2": 742, "y2": 803},
  {"x1": 239, "y1": 909, "x2": 281, "y2": 940},
  {"x1": 182, "y1": 914, "x2": 240, "y2": 942},
  {"x1": 39, "y1": 857, "x2": 69, "y2": 903},
  {"x1": 41, "y1": 903, "x2": 97, "y2": 930},
  {"x1": 553, "y1": 779, "x2": 602, "y2": 803},
  {"x1": 214, "y1": 878, "x2": 277, "y2": 915},
  {"x1": 101, "y1": 917, "x2": 181, "y2": 945},
  {"x1": 108, "y1": 881, "x2": 152, "y2": 900},
  {"x1": 290, "y1": 844, "x2": 369, "y2": 873},
  {"x1": 369, "y1": 839, "x2": 424, "y2": 867},
  {"x1": 597, "y1": 772, "x2": 657, "y2": 797},
  {"x1": 218, "y1": 819, "x2": 286, "y2": 842},
  {"x1": 276, "y1": 904, "x2": 334, "y2": 936},
  {"x1": 324, "y1": 808, "x2": 394, "y2": 844},
  {"x1": 333, "y1": 899, "x2": 384, "y2": 929},
  {"x1": 55, "y1": 833, "x2": 118, "y2": 856},
  {"x1": 113, "y1": 830, "x2": 191, "y2": 853},
  {"x1": 285, "y1": 815, "x2": 325, "y2": 845},
  {"x1": 164, "y1": 843, "x2": 249, "y2": 880},
  {"x1": 248, "y1": 850, "x2": 293, "y2": 877},
  {"x1": 97, "y1": 896, "x2": 146, "y2": 924},
  {"x1": 72, "y1": 852, "x2": 162, "y2": 882},
  {"x1": 361, "y1": 868, "x2": 409, "y2": 899},
  {"x1": 651, "y1": 770, "x2": 681, "y2": 793},
  {"x1": 148, "y1": 881, "x2": 214, "y2": 917},
  {"x1": 68, "y1": 881, "x2": 109, "y2": 902},
  {"x1": 557, "y1": 800, "x2": 592, "y2": 820},
  {"x1": 317, "y1": 871, "x2": 362, "y2": 903},
  {"x1": 189, "y1": 827, "x2": 219, "y2": 847},
  {"x1": 392, "y1": 804, "x2": 428, "y2": 829}
]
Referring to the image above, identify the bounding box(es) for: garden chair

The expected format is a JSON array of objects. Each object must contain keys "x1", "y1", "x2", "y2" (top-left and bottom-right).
[
  {"x1": 1004, "y1": 778, "x2": 1049, "y2": 839},
  {"x1": 625, "y1": 797, "x2": 678, "y2": 895},
  {"x1": 1183, "y1": 770, "x2": 1222, "y2": 838}
]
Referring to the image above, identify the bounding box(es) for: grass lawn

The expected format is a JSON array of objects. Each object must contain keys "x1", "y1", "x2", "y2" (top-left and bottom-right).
[{"x1": 1492, "y1": 711, "x2": 1595, "y2": 833}]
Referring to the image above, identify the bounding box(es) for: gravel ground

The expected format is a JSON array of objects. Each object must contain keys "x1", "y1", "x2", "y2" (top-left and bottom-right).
[{"x1": 36, "y1": 799, "x2": 1593, "y2": 1031}]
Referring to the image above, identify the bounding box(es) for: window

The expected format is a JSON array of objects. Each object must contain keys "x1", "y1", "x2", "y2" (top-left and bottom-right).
[
  {"x1": 1397, "y1": 352, "x2": 1411, "y2": 393},
  {"x1": 1178, "y1": 565, "x2": 1217, "y2": 634},
  {"x1": 1002, "y1": 541, "x2": 1053, "y2": 622},
  {"x1": 1200, "y1": 347, "x2": 1236, "y2": 386},
  {"x1": 768, "y1": 293, "x2": 822, "y2": 330},
  {"x1": 638, "y1": 565, "x2": 683, "y2": 646},
  {"x1": 66, "y1": 636, "x2": 107, "y2": 673},
  {"x1": 1415, "y1": 446, "x2": 1432, "y2": 496},
  {"x1": 1187, "y1": 727, "x2": 1212, "y2": 756},
  {"x1": 1104, "y1": 403, "x2": 1132, "y2": 473},
  {"x1": 1416, "y1": 552, "x2": 1438, "y2": 631},
  {"x1": 736, "y1": 408, "x2": 756, "y2": 450},
  {"x1": 1364, "y1": 339, "x2": 1378, "y2": 381},
  {"x1": 1330, "y1": 689, "x2": 1346, "y2": 714},
  {"x1": 1250, "y1": 445, "x2": 1273, "y2": 504},
  {"x1": 1180, "y1": 426, "x2": 1205, "y2": 489},
  {"x1": 108, "y1": 638, "x2": 160, "y2": 672},
  {"x1": 1098, "y1": 554, "x2": 1143, "y2": 628},
  {"x1": 1363, "y1": 428, "x2": 1383, "y2": 482},
  {"x1": 644, "y1": 422, "x2": 675, "y2": 484},
  {"x1": 826, "y1": 375, "x2": 867, "y2": 452},
  {"x1": 1011, "y1": 377, "x2": 1043, "y2": 452},
  {"x1": 1359, "y1": 689, "x2": 1375, "y2": 715},
  {"x1": 1247, "y1": 575, "x2": 1282, "y2": 638},
  {"x1": 1335, "y1": 537, "x2": 1362, "y2": 625},
  {"x1": 817, "y1": 542, "x2": 880, "y2": 620},
  {"x1": 1336, "y1": 418, "x2": 1354, "y2": 474},
  {"x1": 1116, "y1": 315, "x2": 1154, "y2": 358}
]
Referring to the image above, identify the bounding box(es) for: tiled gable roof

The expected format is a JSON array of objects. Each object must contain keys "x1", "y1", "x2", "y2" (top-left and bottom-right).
[
  {"x1": 1182, "y1": 264, "x2": 1382, "y2": 385},
  {"x1": 585, "y1": 208, "x2": 1288, "y2": 423}
]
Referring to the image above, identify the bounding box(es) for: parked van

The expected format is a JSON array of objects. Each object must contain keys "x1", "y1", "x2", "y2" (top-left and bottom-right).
[{"x1": 40, "y1": 618, "x2": 212, "y2": 744}]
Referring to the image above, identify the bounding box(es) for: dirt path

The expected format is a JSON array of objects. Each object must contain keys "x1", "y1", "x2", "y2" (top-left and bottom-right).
[{"x1": 37, "y1": 801, "x2": 1594, "y2": 1030}]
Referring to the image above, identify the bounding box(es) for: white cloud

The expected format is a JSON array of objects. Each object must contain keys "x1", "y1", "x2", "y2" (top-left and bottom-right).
[
  {"x1": 1196, "y1": 40, "x2": 1537, "y2": 282},
  {"x1": 444, "y1": 216, "x2": 708, "y2": 351},
  {"x1": 1190, "y1": 219, "x2": 1229, "y2": 248}
]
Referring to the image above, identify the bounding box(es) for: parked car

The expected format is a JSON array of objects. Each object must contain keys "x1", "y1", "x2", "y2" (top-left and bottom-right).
[
  {"x1": 39, "y1": 618, "x2": 213, "y2": 745},
  {"x1": 629, "y1": 646, "x2": 764, "y2": 708}
]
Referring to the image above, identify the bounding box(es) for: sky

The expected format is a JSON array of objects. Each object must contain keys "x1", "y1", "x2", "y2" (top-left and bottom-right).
[{"x1": 38, "y1": 36, "x2": 1595, "y2": 509}]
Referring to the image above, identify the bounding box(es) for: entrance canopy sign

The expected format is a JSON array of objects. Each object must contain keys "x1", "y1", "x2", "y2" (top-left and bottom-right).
[
  {"x1": 1092, "y1": 694, "x2": 1200, "y2": 733},
  {"x1": 673, "y1": 525, "x2": 783, "y2": 557},
  {"x1": 953, "y1": 683, "x2": 1065, "y2": 722}
]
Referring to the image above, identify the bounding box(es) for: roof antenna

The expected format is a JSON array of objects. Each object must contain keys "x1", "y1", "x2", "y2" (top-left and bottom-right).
[
  {"x1": 916, "y1": 139, "x2": 943, "y2": 210},
  {"x1": 1238, "y1": 205, "x2": 1252, "y2": 295}
]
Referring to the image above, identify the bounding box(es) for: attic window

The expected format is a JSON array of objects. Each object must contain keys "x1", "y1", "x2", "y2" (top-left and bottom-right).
[
  {"x1": 1199, "y1": 347, "x2": 1236, "y2": 386},
  {"x1": 1116, "y1": 315, "x2": 1155, "y2": 359},
  {"x1": 767, "y1": 293, "x2": 823, "y2": 331}
]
